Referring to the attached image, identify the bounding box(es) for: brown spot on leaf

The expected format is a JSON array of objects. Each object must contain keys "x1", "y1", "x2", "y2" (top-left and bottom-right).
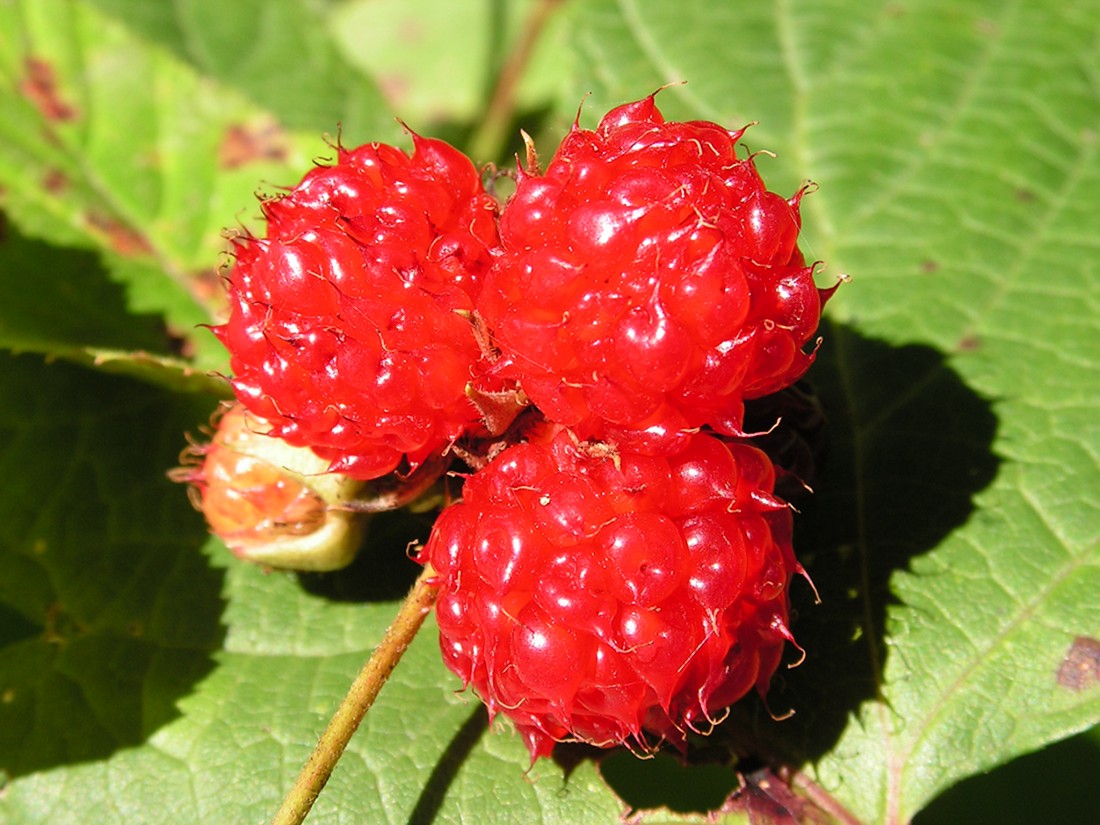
[
  {"x1": 397, "y1": 17, "x2": 425, "y2": 43},
  {"x1": 163, "y1": 322, "x2": 198, "y2": 360},
  {"x1": 189, "y1": 267, "x2": 227, "y2": 308},
  {"x1": 219, "y1": 117, "x2": 289, "y2": 169},
  {"x1": 975, "y1": 18, "x2": 1000, "y2": 37},
  {"x1": 43, "y1": 601, "x2": 86, "y2": 645},
  {"x1": 377, "y1": 73, "x2": 411, "y2": 106},
  {"x1": 1014, "y1": 188, "x2": 1036, "y2": 203},
  {"x1": 85, "y1": 211, "x2": 154, "y2": 257},
  {"x1": 956, "y1": 334, "x2": 982, "y2": 352},
  {"x1": 1057, "y1": 636, "x2": 1100, "y2": 691},
  {"x1": 920, "y1": 259, "x2": 939, "y2": 273},
  {"x1": 20, "y1": 56, "x2": 78, "y2": 122},
  {"x1": 43, "y1": 168, "x2": 68, "y2": 194}
]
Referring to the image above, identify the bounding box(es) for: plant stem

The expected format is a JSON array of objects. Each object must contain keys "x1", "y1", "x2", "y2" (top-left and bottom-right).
[
  {"x1": 269, "y1": 566, "x2": 439, "y2": 825},
  {"x1": 788, "y1": 769, "x2": 864, "y2": 825},
  {"x1": 468, "y1": 0, "x2": 566, "y2": 165}
]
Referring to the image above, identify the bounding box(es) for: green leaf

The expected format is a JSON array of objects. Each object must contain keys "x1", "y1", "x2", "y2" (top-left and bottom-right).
[
  {"x1": 0, "y1": 0, "x2": 365, "y2": 372},
  {"x1": 0, "y1": 220, "x2": 168, "y2": 354},
  {"x1": 325, "y1": 0, "x2": 574, "y2": 161},
  {"x1": 84, "y1": 0, "x2": 396, "y2": 141},
  {"x1": 0, "y1": 384, "x2": 624, "y2": 822},
  {"x1": 913, "y1": 725, "x2": 1100, "y2": 825},
  {"x1": 0, "y1": 354, "x2": 224, "y2": 780},
  {"x1": 0, "y1": 219, "x2": 230, "y2": 394},
  {"x1": 574, "y1": 0, "x2": 1100, "y2": 821},
  {"x1": 2, "y1": 1, "x2": 1099, "y2": 823}
]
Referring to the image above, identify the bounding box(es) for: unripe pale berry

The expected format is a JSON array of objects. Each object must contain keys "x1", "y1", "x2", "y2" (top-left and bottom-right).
[{"x1": 172, "y1": 403, "x2": 366, "y2": 571}]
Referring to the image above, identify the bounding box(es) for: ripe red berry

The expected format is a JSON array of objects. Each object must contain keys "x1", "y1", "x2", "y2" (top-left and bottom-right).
[
  {"x1": 477, "y1": 95, "x2": 828, "y2": 454},
  {"x1": 216, "y1": 134, "x2": 500, "y2": 480},
  {"x1": 420, "y1": 425, "x2": 802, "y2": 760}
]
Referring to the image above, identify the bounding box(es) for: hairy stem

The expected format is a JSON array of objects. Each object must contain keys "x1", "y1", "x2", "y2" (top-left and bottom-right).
[
  {"x1": 270, "y1": 566, "x2": 439, "y2": 825},
  {"x1": 468, "y1": 0, "x2": 566, "y2": 165}
]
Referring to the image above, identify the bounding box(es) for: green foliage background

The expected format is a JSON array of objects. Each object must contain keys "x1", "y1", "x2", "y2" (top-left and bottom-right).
[{"x1": 1, "y1": 1, "x2": 1098, "y2": 823}]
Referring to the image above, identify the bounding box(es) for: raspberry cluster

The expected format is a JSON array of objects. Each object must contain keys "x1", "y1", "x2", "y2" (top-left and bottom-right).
[{"x1": 211, "y1": 94, "x2": 831, "y2": 761}]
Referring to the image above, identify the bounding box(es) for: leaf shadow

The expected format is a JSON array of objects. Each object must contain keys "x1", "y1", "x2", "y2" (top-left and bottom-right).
[
  {"x1": 912, "y1": 728, "x2": 1100, "y2": 825},
  {"x1": 595, "y1": 322, "x2": 1002, "y2": 810},
  {"x1": 295, "y1": 508, "x2": 437, "y2": 603},
  {"x1": 406, "y1": 704, "x2": 490, "y2": 825},
  {"x1": 0, "y1": 359, "x2": 228, "y2": 780},
  {"x1": 0, "y1": 216, "x2": 181, "y2": 357},
  {"x1": 754, "y1": 322, "x2": 1001, "y2": 764}
]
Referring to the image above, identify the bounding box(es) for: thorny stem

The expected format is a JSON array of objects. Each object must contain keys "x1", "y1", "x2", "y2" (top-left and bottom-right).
[
  {"x1": 269, "y1": 565, "x2": 439, "y2": 825},
  {"x1": 468, "y1": 0, "x2": 566, "y2": 165}
]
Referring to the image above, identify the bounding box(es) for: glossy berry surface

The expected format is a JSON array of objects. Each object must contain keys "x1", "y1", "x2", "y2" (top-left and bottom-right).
[
  {"x1": 420, "y1": 425, "x2": 801, "y2": 759},
  {"x1": 216, "y1": 135, "x2": 499, "y2": 480},
  {"x1": 478, "y1": 95, "x2": 827, "y2": 454}
]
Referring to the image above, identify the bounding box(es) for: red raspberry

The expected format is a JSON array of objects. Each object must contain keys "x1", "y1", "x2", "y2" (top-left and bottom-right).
[
  {"x1": 477, "y1": 95, "x2": 828, "y2": 454},
  {"x1": 419, "y1": 425, "x2": 802, "y2": 760},
  {"x1": 215, "y1": 134, "x2": 499, "y2": 480}
]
